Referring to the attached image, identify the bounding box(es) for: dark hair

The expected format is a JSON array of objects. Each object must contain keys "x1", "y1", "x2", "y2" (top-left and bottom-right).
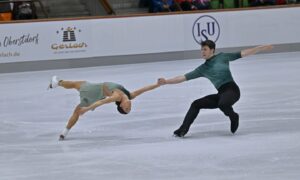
[
  {"x1": 115, "y1": 86, "x2": 131, "y2": 115},
  {"x1": 201, "y1": 40, "x2": 216, "y2": 51},
  {"x1": 115, "y1": 101, "x2": 128, "y2": 115},
  {"x1": 119, "y1": 87, "x2": 131, "y2": 100}
]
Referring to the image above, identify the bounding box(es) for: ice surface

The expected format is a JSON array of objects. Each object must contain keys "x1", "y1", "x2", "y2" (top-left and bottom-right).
[{"x1": 1, "y1": 52, "x2": 300, "y2": 180}]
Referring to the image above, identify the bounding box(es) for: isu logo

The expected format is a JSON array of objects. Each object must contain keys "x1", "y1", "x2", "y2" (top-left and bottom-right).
[{"x1": 192, "y1": 15, "x2": 220, "y2": 45}]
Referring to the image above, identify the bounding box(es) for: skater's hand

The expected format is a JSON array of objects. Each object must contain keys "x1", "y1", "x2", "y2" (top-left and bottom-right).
[
  {"x1": 79, "y1": 107, "x2": 90, "y2": 116},
  {"x1": 158, "y1": 78, "x2": 167, "y2": 85}
]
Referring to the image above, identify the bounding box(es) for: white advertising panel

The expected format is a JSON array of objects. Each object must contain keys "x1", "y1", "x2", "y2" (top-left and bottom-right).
[
  {"x1": 184, "y1": 8, "x2": 300, "y2": 49},
  {"x1": 0, "y1": 20, "x2": 93, "y2": 63},
  {"x1": 0, "y1": 7, "x2": 299, "y2": 63}
]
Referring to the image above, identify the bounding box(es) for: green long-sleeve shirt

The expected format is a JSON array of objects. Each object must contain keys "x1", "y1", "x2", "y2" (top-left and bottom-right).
[{"x1": 184, "y1": 52, "x2": 242, "y2": 89}]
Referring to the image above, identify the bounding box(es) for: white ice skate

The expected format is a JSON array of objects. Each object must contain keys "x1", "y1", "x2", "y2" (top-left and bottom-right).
[
  {"x1": 58, "y1": 128, "x2": 69, "y2": 141},
  {"x1": 47, "y1": 76, "x2": 60, "y2": 90}
]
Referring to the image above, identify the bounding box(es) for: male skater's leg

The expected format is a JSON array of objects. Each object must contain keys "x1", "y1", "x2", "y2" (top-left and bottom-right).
[
  {"x1": 218, "y1": 90, "x2": 240, "y2": 134},
  {"x1": 174, "y1": 94, "x2": 219, "y2": 137}
]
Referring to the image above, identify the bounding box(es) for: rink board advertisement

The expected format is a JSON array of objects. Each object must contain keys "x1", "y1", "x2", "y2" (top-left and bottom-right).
[
  {"x1": 0, "y1": 6, "x2": 300, "y2": 63},
  {"x1": 0, "y1": 20, "x2": 93, "y2": 63}
]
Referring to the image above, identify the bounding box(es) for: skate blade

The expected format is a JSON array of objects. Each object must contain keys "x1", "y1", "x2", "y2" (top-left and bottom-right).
[
  {"x1": 172, "y1": 134, "x2": 184, "y2": 138},
  {"x1": 58, "y1": 135, "x2": 65, "y2": 141},
  {"x1": 47, "y1": 79, "x2": 52, "y2": 90}
]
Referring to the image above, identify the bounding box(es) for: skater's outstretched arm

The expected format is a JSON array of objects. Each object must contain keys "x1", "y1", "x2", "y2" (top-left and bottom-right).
[
  {"x1": 79, "y1": 91, "x2": 121, "y2": 115},
  {"x1": 130, "y1": 83, "x2": 160, "y2": 99},
  {"x1": 241, "y1": 45, "x2": 273, "y2": 57},
  {"x1": 158, "y1": 75, "x2": 186, "y2": 86}
]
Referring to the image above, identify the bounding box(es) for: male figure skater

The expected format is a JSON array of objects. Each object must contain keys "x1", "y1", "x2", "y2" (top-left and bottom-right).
[{"x1": 158, "y1": 40, "x2": 273, "y2": 137}]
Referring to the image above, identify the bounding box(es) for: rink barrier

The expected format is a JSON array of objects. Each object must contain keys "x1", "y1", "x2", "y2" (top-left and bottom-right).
[
  {"x1": 0, "y1": 5, "x2": 300, "y2": 73},
  {"x1": 0, "y1": 43, "x2": 299, "y2": 73}
]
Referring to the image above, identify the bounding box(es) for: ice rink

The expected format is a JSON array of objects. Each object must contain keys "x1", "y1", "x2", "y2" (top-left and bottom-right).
[{"x1": 1, "y1": 52, "x2": 300, "y2": 180}]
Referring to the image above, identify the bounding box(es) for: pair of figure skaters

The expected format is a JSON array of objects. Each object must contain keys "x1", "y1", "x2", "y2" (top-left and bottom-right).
[{"x1": 48, "y1": 40, "x2": 273, "y2": 140}]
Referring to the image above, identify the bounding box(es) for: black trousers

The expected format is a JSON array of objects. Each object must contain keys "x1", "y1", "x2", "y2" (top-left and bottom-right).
[{"x1": 180, "y1": 81, "x2": 240, "y2": 130}]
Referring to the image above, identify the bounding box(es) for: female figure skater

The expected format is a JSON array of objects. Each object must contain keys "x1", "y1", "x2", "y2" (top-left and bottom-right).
[{"x1": 48, "y1": 76, "x2": 160, "y2": 140}]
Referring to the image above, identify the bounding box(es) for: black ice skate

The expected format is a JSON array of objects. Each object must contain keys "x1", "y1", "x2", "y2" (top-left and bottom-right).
[
  {"x1": 230, "y1": 113, "x2": 239, "y2": 134},
  {"x1": 173, "y1": 127, "x2": 189, "y2": 137}
]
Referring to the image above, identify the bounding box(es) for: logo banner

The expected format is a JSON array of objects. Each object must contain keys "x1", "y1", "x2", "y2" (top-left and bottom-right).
[{"x1": 1, "y1": 7, "x2": 300, "y2": 63}]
